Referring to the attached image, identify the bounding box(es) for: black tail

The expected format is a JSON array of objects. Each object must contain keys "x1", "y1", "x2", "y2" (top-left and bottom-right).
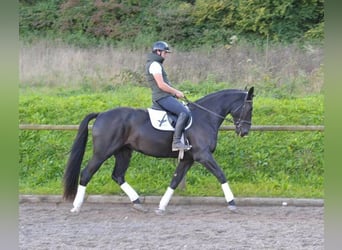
[{"x1": 63, "y1": 113, "x2": 99, "y2": 200}]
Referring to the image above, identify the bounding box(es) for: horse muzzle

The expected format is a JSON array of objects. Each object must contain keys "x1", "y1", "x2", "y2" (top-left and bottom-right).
[
  {"x1": 236, "y1": 128, "x2": 249, "y2": 137},
  {"x1": 235, "y1": 121, "x2": 251, "y2": 137}
]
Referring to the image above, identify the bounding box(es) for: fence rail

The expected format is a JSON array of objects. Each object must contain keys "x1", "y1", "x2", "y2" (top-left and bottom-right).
[{"x1": 19, "y1": 124, "x2": 324, "y2": 131}]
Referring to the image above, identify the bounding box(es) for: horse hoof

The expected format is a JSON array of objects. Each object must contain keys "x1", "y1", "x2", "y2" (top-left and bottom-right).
[
  {"x1": 70, "y1": 207, "x2": 80, "y2": 213},
  {"x1": 228, "y1": 205, "x2": 237, "y2": 213},
  {"x1": 155, "y1": 209, "x2": 166, "y2": 216},
  {"x1": 132, "y1": 203, "x2": 148, "y2": 213}
]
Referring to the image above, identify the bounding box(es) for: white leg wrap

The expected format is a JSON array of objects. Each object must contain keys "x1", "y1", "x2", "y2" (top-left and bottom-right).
[
  {"x1": 120, "y1": 182, "x2": 139, "y2": 202},
  {"x1": 158, "y1": 187, "x2": 174, "y2": 211},
  {"x1": 222, "y1": 182, "x2": 234, "y2": 203},
  {"x1": 71, "y1": 185, "x2": 86, "y2": 213}
]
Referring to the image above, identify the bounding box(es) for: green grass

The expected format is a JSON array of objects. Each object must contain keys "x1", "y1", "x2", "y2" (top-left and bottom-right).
[{"x1": 19, "y1": 83, "x2": 324, "y2": 198}]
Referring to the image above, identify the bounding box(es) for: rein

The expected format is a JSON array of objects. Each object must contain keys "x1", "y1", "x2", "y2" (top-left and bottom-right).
[
  {"x1": 183, "y1": 96, "x2": 234, "y2": 124},
  {"x1": 183, "y1": 95, "x2": 252, "y2": 127}
]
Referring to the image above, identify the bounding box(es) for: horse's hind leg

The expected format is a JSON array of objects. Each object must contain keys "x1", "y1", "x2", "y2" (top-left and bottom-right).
[
  {"x1": 71, "y1": 154, "x2": 107, "y2": 213},
  {"x1": 111, "y1": 147, "x2": 147, "y2": 212}
]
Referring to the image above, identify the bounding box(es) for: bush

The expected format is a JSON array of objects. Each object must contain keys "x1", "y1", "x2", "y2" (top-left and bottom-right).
[{"x1": 19, "y1": 0, "x2": 324, "y2": 48}]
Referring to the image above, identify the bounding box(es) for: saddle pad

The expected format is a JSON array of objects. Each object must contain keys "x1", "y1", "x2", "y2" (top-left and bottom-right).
[{"x1": 147, "y1": 108, "x2": 192, "y2": 131}]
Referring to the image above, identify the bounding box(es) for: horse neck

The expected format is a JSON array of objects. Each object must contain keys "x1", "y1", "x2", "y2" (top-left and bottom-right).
[{"x1": 196, "y1": 90, "x2": 246, "y2": 118}]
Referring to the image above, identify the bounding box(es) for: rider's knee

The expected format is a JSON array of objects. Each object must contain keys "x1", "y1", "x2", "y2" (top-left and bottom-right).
[{"x1": 179, "y1": 111, "x2": 190, "y2": 121}]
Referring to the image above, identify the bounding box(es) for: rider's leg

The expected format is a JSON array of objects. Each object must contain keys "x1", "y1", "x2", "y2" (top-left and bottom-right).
[
  {"x1": 156, "y1": 96, "x2": 191, "y2": 151},
  {"x1": 172, "y1": 112, "x2": 191, "y2": 151}
]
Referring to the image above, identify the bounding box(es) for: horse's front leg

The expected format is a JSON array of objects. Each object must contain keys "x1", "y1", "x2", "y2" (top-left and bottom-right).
[
  {"x1": 156, "y1": 160, "x2": 194, "y2": 214},
  {"x1": 196, "y1": 152, "x2": 237, "y2": 211}
]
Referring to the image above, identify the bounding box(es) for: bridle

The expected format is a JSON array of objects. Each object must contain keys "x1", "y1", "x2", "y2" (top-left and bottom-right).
[
  {"x1": 183, "y1": 95, "x2": 252, "y2": 127},
  {"x1": 232, "y1": 100, "x2": 252, "y2": 129}
]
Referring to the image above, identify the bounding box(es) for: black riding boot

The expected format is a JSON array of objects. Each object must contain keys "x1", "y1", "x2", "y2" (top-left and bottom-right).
[{"x1": 172, "y1": 112, "x2": 192, "y2": 151}]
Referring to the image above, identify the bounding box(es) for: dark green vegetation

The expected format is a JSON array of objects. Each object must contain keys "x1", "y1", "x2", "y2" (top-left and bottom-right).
[
  {"x1": 19, "y1": 84, "x2": 323, "y2": 198},
  {"x1": 20, "y1": 0, "x2": 323, "y2": 48}
]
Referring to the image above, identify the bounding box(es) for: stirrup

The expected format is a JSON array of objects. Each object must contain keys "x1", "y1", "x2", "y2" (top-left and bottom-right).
[
  {"x1": 174, "y1": 144, "x2": 192, "y2": 161},
  {"x1": 172, "y1": 143, "x2": 192, "y2": 152}
]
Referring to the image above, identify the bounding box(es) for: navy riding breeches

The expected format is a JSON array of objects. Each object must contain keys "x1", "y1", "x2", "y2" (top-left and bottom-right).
[{"x1": 156, "y1": 96, "x2": 191, "y2": 118}]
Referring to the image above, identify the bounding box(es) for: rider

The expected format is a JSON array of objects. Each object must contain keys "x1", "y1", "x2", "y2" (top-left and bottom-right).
[{"x1": 146, "y1": 41, "x2": 191, "y2": 151}]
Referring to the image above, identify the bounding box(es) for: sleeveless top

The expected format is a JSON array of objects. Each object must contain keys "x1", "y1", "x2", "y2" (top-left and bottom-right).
[{"x1": 145, "y1": 53, "x2": 173, "y2": 103}]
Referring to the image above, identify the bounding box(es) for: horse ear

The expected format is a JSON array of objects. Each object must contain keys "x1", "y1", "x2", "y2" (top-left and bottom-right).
[{"x1": 247, "y1": 87, "x2": 254, "y2": 100}]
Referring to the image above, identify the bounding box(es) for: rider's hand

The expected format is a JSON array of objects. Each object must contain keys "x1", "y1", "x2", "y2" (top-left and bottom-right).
[{"x1": 174, "y1": 90, "x2": 185, "y2": 99}]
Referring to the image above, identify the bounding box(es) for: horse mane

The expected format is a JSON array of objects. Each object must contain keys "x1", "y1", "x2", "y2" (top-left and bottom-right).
[{"x1": 194, "y1": 89, "x2": 246, "y2": 105}]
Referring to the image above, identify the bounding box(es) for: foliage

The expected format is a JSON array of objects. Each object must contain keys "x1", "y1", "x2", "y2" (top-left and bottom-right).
[
  {"x1": 19, "y1": 0, "x2": 324, "y2": 48},
  {"x1": 19, "y1": 84, "x2": 324, "y2": 198},
  {"x1": 233, "y1": 0, "x2": 324, "y2": 42},
  {"x1": 19, "y1": 0, "x2": 61, "y2": 39}
]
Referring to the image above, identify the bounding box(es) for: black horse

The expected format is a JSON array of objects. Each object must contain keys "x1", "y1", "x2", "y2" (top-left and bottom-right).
[{"x1": 63, "y1": 87, "x2": 254, "y2": 214}]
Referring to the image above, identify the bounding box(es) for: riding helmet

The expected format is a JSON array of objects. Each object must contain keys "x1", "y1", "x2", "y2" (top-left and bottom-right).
[{"x1": 152, "y1": 41, "x2": 171, "y2": 53}]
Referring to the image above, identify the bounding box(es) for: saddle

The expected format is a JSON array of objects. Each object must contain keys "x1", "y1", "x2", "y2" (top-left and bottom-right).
[
  {"x1": 147, "y1": 108, "x2": 192, "y2": 161},
  {"x1": 147, "y1": 108, "x2": 192, "y2": 131}
]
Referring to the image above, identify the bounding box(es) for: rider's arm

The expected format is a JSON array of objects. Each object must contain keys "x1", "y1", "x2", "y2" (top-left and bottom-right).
[{"x1": 150, "y1": 62, "x2": 184, "y2": 98}]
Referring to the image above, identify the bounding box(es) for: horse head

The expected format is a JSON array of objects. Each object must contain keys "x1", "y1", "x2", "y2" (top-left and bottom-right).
[{"x1": 232, "y1": 87, "x2": 254, "y2": 137}]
